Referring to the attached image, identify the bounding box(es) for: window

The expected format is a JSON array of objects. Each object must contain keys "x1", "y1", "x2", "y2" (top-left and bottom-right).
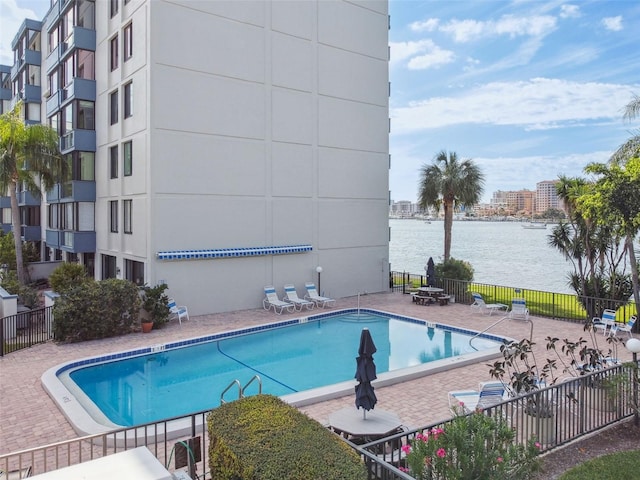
[
  {"x1": 110, "y1": 0, "x2": 119, "y2": 18},
  {"x1": 110, "y1": 90, "x2": 118, "y2": 124},
  {"x1": 124, "y1": 81, "x2": 132, "y2": 118},
  {"x1": 123, "y1": 199, "x2": 132, "y2": 234},
  {"x1": 102, "y1": 254, "x2": 117, "y2": 279},
  {"x1": 76, "y1": 49, "x2": 95, "y2": 80},
  {"x1": 110, "y1": 145, "x2": 118, "y2": 178},
  {"x1": 110, "y1": 200, "x2": 118, "y2": 232},
  {"x1": 76, "y1": 100, "x2": 94, "y2": 130},
  {"x1": 125, "y1": 259, "x2": 144, "y2": 285},
  {"x1": 123, "y1": 141, "x2": 132, "y2": 176},
  {"x1": 123, "y1": 23, "x2": 133, "y2": 61},
  {"x1": 110, "y1": 35, "x2": 118, "y2": 71}
]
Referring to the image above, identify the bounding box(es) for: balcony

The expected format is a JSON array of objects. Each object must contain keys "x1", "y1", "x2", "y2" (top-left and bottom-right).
[
  {"x1": 22, "y1": 84, "x2": 41, "y2": 103},
  {"x1": 21, "y1": 225, "x2": 41, "y2": 242},
  {"x1": 60, "y1": 27, "x2": 96, "y2": 60},
  {"x1": 60, "y1": 129, "x2": 96, "y2": 154},
  {"x1": 46, "y1": 229, "x2": 95, "y2": 252},
  {"x1": 47, "y1": 181, "x2": 95, "y2": 203},
  {"x1": 17, "y1": 190, "x2": 40, "y2": 206}
]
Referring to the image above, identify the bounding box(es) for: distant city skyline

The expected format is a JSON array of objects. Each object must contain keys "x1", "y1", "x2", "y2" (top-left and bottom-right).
[{"x1": 2, "y1": 0, "x2": 640, "y2": 204}]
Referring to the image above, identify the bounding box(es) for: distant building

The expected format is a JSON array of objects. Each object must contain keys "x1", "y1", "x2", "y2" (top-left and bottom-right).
[{"x1": 535, "y1": 180, "x2": 563, "y2": 213}]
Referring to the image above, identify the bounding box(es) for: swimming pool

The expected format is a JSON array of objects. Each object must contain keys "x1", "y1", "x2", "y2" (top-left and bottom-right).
[{"x1": 42, "y1": 309, "x2": 508, "y2": 435}]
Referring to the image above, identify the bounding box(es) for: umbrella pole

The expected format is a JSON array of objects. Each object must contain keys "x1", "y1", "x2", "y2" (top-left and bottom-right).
[{"x1": 363, "y1": 409, "x2": 366, "y2": 419}]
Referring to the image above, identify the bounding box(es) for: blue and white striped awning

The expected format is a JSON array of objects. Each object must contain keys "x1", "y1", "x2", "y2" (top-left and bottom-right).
[{"x1": 156, "y1": 244, "x2": 313, "y2": 261}]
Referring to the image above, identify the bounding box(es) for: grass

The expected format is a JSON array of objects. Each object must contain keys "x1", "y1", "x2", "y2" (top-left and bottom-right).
[{"x1": 558, "y1": 450, "x2": 640, "y2": 479}]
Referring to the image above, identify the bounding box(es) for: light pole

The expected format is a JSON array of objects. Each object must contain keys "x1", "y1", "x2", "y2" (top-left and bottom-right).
[
  {"x1": 626, "y1": 338, "x2": 640, "y2": 427},
  {"x1": 316, "y1": 266, "x2": 323, "y2": 295}
]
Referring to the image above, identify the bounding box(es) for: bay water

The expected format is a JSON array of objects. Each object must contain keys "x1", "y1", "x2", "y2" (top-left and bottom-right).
[{"x1": 389, "y1": 219, "x2": 573, "y2": 294}]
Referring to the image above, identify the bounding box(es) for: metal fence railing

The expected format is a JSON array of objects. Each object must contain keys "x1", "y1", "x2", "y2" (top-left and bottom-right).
[
  {"x1": 356, "y1": 363, "x2": 638, "y2": 479},
  {"x1": 1, "y1": 364, "x2": 636, "y2": 479},
  {"x1": 0, "y1": 306, "x2": 53, "y2": 356},
  {"x1": 390, "y1": 271, "x2": 638, "y2": 326}
]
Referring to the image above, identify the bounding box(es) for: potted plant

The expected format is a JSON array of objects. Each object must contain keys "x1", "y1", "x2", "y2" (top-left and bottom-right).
[{"x1": 141, "y1": 283, "x2": 170, "y2": 332}]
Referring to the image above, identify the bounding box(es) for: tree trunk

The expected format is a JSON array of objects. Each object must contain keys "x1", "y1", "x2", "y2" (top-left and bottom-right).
[
  {"x1": 9, "y1": 182, "x2": 26, "y2": 285},
  {"x1": 443, "y1": 199, "x2": 453, "y2": 261},
  {"x1": 626, "y1": 234, "x2": 640, "y2": 332}
]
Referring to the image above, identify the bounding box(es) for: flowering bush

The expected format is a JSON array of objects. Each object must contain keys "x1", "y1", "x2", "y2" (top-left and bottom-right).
[{"x1": 401, "y1": 408, "x2": 540, "y2": 480}]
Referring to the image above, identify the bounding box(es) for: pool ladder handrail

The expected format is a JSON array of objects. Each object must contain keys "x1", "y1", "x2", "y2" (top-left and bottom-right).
[
  {"x1": 468, "y1": 315, "x2": 533, "y2": 350},
  {"x1": 220, "y1": 375, "x2": 262, "y2": 404}
]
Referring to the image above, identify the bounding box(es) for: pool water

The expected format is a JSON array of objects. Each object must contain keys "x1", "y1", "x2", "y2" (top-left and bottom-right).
[{"x1": 59, "y1": 311, "x2": 501, "y2": 427}]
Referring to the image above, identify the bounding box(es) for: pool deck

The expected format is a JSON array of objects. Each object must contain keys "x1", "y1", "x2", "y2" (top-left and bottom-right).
[{"x1": 0, "y1": 291, "x2": 635, "y2": 455}]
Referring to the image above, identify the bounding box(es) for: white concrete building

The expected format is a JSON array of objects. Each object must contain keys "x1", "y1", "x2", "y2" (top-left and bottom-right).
[{"x1": 5, "y1": 0, "x2": 390, "y2": 315}]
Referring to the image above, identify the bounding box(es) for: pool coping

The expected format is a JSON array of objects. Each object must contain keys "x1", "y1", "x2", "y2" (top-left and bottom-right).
[{"x1": 41, "y1": 308, "x2": 513, "y2": 438}]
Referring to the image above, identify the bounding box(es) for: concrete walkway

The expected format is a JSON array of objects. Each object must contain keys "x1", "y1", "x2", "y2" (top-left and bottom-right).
[{"x1": 0, "y1": 292, "x2": 633, "y2": 455}]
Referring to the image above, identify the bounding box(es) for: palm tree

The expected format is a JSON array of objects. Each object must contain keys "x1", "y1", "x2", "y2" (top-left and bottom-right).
[
  {"x1": 0, "y1": 102, "x2": 61, "y2": 284},
  {"x1": 623, "y1": 93, "x2": 640, "y2": 122},
  {"x1": 417, "y1": 151, "x2": 484, "y2": 260}
]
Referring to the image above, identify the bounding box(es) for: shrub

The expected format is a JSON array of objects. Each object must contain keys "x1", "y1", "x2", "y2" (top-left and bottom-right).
[
  {"x1": 141, "y1": 283, "x2": 170, "y2": 329},
  {"x1": 207, "y1": 395, "x2": 367, "y2": 480},
  {"x1": 403, "y1": 408, "x2": 540, "y2": 479},
  {"x1": 435, "y1": 257, "x2": 474, "y2": 282},
  {"x1": 53, "y1": 279, "x2": 140, "y2": 342},
  {"x1": 49, "y1": 262, "x2": 91, "y2": 294}
]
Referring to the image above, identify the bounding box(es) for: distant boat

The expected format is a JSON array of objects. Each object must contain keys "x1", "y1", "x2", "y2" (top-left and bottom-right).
[{"x1": 522, "y1": 223, "x2": 547, "y2": 229}]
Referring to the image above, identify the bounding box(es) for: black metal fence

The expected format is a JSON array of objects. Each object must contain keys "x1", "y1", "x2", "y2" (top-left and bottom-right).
[
  {"x1": 356, "y1": 363, "x2": 638, "y2": 479},
  {"x1": 1, "y1": 364, "x2": 635, "y2": 479},
  {"x1": 0, "y1": 306, "x2": 53, "y2": 356},
  {"x1": 390, "y1": 271, "x2": 637, "y2": 325}
]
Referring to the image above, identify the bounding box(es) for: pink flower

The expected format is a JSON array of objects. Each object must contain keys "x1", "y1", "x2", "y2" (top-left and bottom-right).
[
  {"x1": 497, "y1": 457, "x2": 503, "y2": 463},
  {"x1": 401, "y1": 444, "x2": 412, "y2": 454},
  {"x1": 416, "y1": 432, "x2": 426, "y2": 441},
  {"x1": 459, "y1": 401, "x2": 465, "y2": 407},
  {"x1": 436, "y1": 448, "x2": 446, "y2": 458},
  {"x1": 399, "y1": 467, "x2": 409, "y2": 473},
  {"x1": 535, "y1": 442, "x2": 541, "y2": 449}
]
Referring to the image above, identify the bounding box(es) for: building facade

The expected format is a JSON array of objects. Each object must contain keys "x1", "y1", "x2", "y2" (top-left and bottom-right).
[{"x1": 4, "y1": 0, "x2": 391, "y2": 315}]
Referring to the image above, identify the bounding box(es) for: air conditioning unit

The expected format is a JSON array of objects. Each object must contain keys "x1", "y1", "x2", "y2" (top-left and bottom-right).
[{"x1": 44, "y1": 88, "x2": 51, "y2": 99}]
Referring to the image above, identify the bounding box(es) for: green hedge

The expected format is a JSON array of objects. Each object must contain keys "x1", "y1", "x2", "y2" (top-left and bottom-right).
[
  {"x1": 207, "y1": 395, "x2": 367, "y2": 480},
  {"x1": 53, "y1": 279, "x2": 141, "y2": 342}
]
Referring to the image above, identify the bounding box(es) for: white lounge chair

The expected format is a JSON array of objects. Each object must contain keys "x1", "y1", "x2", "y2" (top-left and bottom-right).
[
  {"x1": 263, "y1": 286, "x2": 295, "y2": 314},
  {"x1": 470, "y1": 292, "x2": 508, "y2": 316},
  {"x1": 609, "y1": 315, "x2": 636, "y2": 339},
  {"x1": 283, "y1": 284, "x2": 315, "y2": 311},
  {"x1": 509, "y1": 298, "x2": 529, "y2": 321},
  {"x1": 448, "y1": 381, "x2": 506, "y2": 413},
  {"x1": 167, "y1": 298, "x2": 189, "y2": 325},
  {"x1": 593, "y1": 309, "x2": 617, "y2": 336},
  {"x1": 304, "y1": 282, "x2": 336, "y2": 308}
]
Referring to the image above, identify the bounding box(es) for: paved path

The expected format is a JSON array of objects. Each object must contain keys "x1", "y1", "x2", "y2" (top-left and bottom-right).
[{"x1": 0, "y1": 292, "x2": 633, "y2": 455}]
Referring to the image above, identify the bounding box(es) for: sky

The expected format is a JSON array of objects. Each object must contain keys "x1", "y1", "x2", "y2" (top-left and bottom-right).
[{"x1": 2, "y1": 0, "x2": 639, "y2": 203}]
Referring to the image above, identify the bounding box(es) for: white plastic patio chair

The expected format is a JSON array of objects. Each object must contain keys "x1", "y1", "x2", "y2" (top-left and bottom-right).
[
  {"x1": 283, "y1": 284, "x2": 315, "y2": 311},
  {"x1": 509, "y1": 298, "x2": 529, "y2": 321},
  {"x1": 470, "y1": 292, "x2": 508, "y2": 316},
  {"x1": 593, "y1": 309, "x2": 617, "y2": 336},
  {"x1": 263, "y1": 286, "x2": 295, "y2": 314},
  {"x1": 167, "y1": 298, "x2": 189, "y2": 325},
  {"x1": 304, "y1": 282, "x2": 336, "y2": 308}
]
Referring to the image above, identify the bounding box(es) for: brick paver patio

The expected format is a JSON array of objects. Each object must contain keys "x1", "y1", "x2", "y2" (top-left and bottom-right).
[{"x1": 1, "y1": 291, "x2": 633, "y2": 455}]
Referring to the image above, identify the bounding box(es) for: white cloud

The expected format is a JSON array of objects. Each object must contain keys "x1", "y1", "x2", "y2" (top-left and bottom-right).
[
  {"x1": 391, "y1": 78, "x2": 638, "y2": 134},
  {"x1": 409, "y1": 18, "x2": 439, "y2": 32},
  {"x1": 407, "y1": 45, "x2": 455, "y2": 70},
  {"x1": 602, "y1": 16, "x2": 623, "y2": 31},
  {"x1": 559, "y1": 5, "x2": 581, "y2": 19},
  {"x1": 439, "y1": 15, "x2": 557, "y2": 43},
  {"x1": 390, "y1": 39, "x2": 437, "y2": 64}
]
